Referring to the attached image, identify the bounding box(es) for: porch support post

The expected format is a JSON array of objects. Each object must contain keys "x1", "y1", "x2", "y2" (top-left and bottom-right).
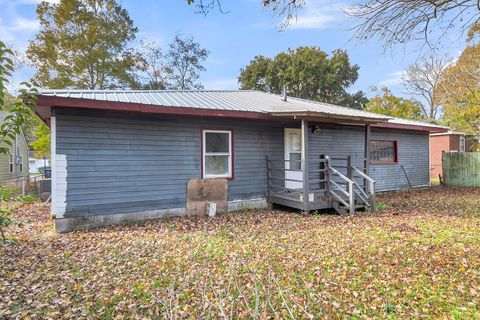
[
  {"x1": 302, "y1": 119, "x2": 310, "y2": 213},
  {"x1": 364, "y1": 124, "x2": 371, "y2": 191}
]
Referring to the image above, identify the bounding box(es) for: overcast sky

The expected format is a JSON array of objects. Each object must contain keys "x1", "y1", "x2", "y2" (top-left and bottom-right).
[{"x1": 0, "y1": 0, "x2": 468, "y2": 98}]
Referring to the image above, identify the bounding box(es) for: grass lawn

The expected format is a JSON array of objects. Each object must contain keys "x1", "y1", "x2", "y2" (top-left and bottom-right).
[{"x1": 1, "y1": 187, "x2": 479, "y2": 319}]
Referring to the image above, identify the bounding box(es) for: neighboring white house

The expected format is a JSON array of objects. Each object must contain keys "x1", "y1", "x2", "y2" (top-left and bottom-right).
[{"x1": 29, "y1": 150, "x2": 50, "y2": 174}]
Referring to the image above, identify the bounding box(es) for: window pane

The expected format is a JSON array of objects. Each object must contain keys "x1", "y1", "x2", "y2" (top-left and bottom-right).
[
  {"x1": 206, "y1": 132, "x2": 229, "y2": 153},
  {"x1": 205, "y1": 155, "x2": 229, "y2": 176},
  {"x1": 371, "y1": 140, "x2": 396, "y2": 162},
  {"x1": 289, "y1": 133, "x2": 301, "y2": 152},
  {"x1": 289, "y1": 152, "x2": 301, "y2": 170}
]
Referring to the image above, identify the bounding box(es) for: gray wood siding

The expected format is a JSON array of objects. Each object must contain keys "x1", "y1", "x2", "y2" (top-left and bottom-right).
[
  {"x1": 55, "y1": 109, "x2": 286, "y2": 218},
  {"x1": 370, "y1": 128, "x2": 430, "y2": 191},
  {"x1": 0, "y1": 131, "x2": 29, "y2": 182},
  {"x1": 56, "y1": 109, "x2": 430, "y2": 218},
  {"x1": 308, "y1": 124, "x2": 430, "y2": 192}
]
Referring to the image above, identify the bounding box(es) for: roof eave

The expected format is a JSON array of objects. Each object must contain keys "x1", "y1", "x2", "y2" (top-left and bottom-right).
[
  {"x1": 269, "y1": 111, "x2": 389, "y2": 124},
  {"x1": 35, "y1": 95, "x2": 274, "y2": 127},
  {"x1": 376, "y1": 122, "x2": 448, "y2": 133}
]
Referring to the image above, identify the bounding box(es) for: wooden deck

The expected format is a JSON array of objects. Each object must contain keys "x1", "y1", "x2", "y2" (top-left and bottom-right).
[
  {"x1": 266, "y1": 154, "x2": 376, "y2": 214},
  {"x1": 269, "y1": 190, "x2": 331, "y2": 211}
]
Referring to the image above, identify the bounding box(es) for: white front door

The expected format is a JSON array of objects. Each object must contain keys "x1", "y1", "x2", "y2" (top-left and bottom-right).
[{"x1": 284, "y1": 128, "x2": 303, "y2": 189}]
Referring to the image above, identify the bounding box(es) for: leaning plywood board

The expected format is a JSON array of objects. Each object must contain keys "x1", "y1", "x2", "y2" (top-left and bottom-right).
[{"x1": 186, "y1": 179, "x2": 228, "y2": 216}]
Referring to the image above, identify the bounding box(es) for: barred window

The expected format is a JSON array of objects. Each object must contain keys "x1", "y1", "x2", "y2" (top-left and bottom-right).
[{"x1": 370, "y1": 140, "x2": 397, "y2": 164}]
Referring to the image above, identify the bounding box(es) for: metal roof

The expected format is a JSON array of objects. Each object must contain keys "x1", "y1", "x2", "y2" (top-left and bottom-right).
[
  {"x1": 431, "y1": 130, "x2": 479, "y2": 136},
  {"x1": 39, "y1": 89, "x2": 390, "y2": 122},
  {"x1": 38, "y1": 89, "x2": 447, "y2": 129},
  {"x1": 387, "y1": 117, "x2": 448, "y2": 130}
]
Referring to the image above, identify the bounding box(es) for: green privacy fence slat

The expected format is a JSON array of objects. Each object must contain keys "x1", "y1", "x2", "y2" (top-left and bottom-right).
[{"x1": 443, "y1": 152, "x2": 480, "y2": 187}]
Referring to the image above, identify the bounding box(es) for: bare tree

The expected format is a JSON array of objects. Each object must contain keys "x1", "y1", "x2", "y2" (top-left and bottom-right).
[
  {"x1": 347, "y1": 1, "x2": 480, "y2": 49},
  {"x1": 186, "y1": 0, "x2": 304, "y2": 21},
  {"x1": 402, "y1": 52, "x2": 451, "y2": 119},
  {"x1": 262, "y1": 0, "x2": 305, "y2": 24},
  {"x1": 186, "y1": 0, "x2": 229, "y2": 15},
  {"x1": 164, "y1": 33, "x2": 210, "y2": 90},
  {"x1": 136, "y1": 41, "x2": 166, "y2": 90}
]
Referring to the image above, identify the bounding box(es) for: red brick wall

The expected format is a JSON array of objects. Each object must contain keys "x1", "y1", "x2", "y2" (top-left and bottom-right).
[{"x1": 430, "y1": 135, "x2": 451, "y2": 178}]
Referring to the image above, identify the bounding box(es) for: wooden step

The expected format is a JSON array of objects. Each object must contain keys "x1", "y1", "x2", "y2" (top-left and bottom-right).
[{"x1": 332, "y1": 199, "x2": 367, "y2": 214}]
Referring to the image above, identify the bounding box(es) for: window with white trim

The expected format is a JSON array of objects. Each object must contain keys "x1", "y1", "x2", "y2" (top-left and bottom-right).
[
  {"x1": 8, "y1": 153, "x2": 14, "y2": 173},
  {"x1": 202, "y1": 130, "x2": 233, "y2": 179},
  {"x1": 460, "y1": 136, "x2": 466, "y2": 152}
]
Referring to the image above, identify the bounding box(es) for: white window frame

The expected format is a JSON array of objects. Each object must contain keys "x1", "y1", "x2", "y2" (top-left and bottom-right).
[
  {"x1": 8, "y1": 153, "x2": 14, "y2": 173},
  {"x1": 202, "y1": 129, "x2": 233, "y2": 179},
  {"x1": 460, "y1": 136, "x2": 466, "y2": 152},
  {"x1": 284, "y1": 128, "x2": 303, "y2": 171},
  {"x1": 18, "y1": 155, "x2": 23, "y2": 172}
]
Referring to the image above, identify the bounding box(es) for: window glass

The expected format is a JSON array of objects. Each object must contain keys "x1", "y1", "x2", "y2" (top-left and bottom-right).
[
  {"x1": 371, "y1": 140, "x2": 397, "y2": 163},
  {"x1": 289, "y1": 133, "x2": 301, "y2": 152},
  {"x1": 9, "y1": 154, "x2": 14, "y2": 173},
  {"x1": 205, "y1": 155, "x2": 229, "y2": 175},
  {"x1": 460, "y1": 137, "x2": 466, "y2": 152},
  {"x1": 205, "y1": 132, "x2": 229, "y2": 153},
  {"x1": 289, "y1": 152, "x2": 301, "y2": 170}
]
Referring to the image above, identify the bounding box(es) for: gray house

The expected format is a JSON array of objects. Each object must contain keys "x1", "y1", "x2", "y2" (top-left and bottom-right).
[
  {"x1": 35, "y1": 90, "x2": 447, "y2": 232},
  {"x1": 0, "y1": 112, "x2": 29, "y2": 182}
]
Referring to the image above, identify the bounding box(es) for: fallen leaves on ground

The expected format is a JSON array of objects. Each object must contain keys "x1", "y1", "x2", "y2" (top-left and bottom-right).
[{"x1": 1, "y1": 186, "x2": 479, "y2": 319}]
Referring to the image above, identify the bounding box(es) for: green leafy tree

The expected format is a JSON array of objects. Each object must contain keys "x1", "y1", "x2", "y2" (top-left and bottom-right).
[
  {"x1": 164, "y1": 33, "x2": 210, "y2": 90},
  {"x1": 437, "y1": 25, "x2": 480, "y2": 132},
  {"x1": 1, "y1": 91, "x2": 41, "y2": 144},
  {"x1": 26, "y1": 0, "x2": 139, "y2": 89},
  {"x1": 237, "y1": 55, "x2": 272, "y2": 91},
  {"x1": 0, "y1": 41, "x2": 38, "y2": 244},
  {"x1": 0, "y1": 41, "x2": 37, "y2": 155},
  {"x1": 239, "y1": 47, "x2": 367, "y2": 109},
  {"x1": 31, "y1": 123, "x2": 51, "y2": 158},
  {"x1": 442, "y1": 89, "x2": 480, "y2": 133},
  {"x1": 365, "y1": 87, "x2": 424, "y2": 120}
]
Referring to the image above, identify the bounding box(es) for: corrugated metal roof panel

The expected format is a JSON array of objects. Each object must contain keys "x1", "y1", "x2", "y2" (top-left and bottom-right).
[
  {"x1": 387, "y1": 117, "x2": 449, "y2": 129},
  {"x1": 37, "y1": 89, "x2": 447, "y2": 129}
]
